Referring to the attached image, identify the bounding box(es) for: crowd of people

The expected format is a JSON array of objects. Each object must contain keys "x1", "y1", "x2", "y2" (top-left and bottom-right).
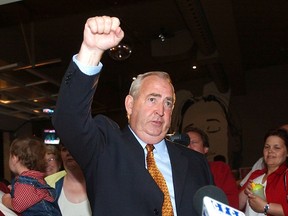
[{"x1": 0, "y1": 15, "x2": 287, "y2": 216}]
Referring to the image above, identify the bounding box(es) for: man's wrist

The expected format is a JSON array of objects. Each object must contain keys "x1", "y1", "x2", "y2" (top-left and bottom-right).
[
  {"x1": 264, "y1": 203, "x2": 270, "y2": 215},
  {"x1": 73, "y1": 54, "x2": 102, "y2": 75},
  {"x1": 77, "y1": 43, "x2": 103, "y2": 66}
]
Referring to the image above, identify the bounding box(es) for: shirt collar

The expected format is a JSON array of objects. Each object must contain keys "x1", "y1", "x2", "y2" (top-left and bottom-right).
[{"x1": 128, "y1": 125, "x2": 166, "y2": 151}]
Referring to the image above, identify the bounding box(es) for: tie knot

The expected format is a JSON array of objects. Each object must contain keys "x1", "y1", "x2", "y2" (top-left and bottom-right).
[{"x1": 145, "y1": 144, "x2": 155, "y2": 152}]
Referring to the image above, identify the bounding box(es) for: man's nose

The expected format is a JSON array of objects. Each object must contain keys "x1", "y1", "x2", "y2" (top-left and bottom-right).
[{"x1": 155, "y1": 103, "x2": 164, "y2": 116}]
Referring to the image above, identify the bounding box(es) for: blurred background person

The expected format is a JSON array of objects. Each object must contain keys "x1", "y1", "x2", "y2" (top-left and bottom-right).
[
  {"x1": 46, "y1": 143, "x2": 91, "y2": 215},
  {"x1": 2, "y1": 137, "x2": 61, "y2": 215},
  {"x1": 213, "y1": 154, "x2": 227, "y2": 163},
  {"x1": 239, "y1": 128, "x2": 288, "y2": 215},
  {"x1": 45, "y1": 144, "x2": 62, "y2": 177},
  {"x1": 183, "y1": 125, "x2": 239, "y2": 209}
]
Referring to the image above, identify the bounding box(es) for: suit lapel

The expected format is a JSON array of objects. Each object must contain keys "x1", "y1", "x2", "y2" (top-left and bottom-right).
[
  {"x1": 121, "y1": 126, "x2": 146, "y2": 166},
  {"x1": 166, "y1": 141, "x2": 188, "y2": 209},
  {"x1": 121, "y1": 126, "x2": 164, "y2": 201}
]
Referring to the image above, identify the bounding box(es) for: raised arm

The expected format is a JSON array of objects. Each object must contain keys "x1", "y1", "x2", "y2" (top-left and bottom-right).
[{"x1": 52, "y1": 16, "x2": 124, "y2": 169}]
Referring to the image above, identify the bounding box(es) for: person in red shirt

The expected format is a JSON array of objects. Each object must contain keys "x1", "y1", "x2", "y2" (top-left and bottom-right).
[
  {"x1": 183, "y1": 125, "x2": 239, "y2": 209},
  {"x1": 239, "y1": 128, "x2": 288, "y2": 215}
]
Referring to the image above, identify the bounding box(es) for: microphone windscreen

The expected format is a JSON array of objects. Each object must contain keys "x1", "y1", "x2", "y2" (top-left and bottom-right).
[{"x1": 193, "y1": 185, "x2": 228, "y2": 216}]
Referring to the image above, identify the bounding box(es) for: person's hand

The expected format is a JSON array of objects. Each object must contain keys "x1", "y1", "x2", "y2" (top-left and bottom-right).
[
  {"x1": 2, "y1": 193, "x2": 12, "y2": 208},
  {"x1": 83, "y1": 16, "x2": 124, "y2": 52},
  {"x1": 78, "y1": 16, "x2": 124, "y2": 65},
  {"x1": 244, "y1": 180, "x2": 266, "y2": 213},
  {"x1": 248, "y1": 193, "x2": 266, "y2": 213},
  {"x1": 244, "y1": 180, "x2": 253, "y2": 196}
]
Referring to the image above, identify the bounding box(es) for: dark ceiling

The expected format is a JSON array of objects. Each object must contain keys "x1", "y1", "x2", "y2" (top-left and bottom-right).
[{"x1": 0, "y1": 0, "x2": 288, "y2": 127}]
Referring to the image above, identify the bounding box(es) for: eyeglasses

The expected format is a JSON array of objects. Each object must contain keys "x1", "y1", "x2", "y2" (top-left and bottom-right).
[{"x1": 46, "y1": 158, "x2": 56, "y2": 163}]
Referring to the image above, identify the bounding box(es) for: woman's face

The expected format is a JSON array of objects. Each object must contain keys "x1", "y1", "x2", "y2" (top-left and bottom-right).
[
  {"x1": 263, "y1": 135, "x2": 287, "y2": 171},
  {"x1": 45, "y1": 153, "x2": 60, "y2": 176}
]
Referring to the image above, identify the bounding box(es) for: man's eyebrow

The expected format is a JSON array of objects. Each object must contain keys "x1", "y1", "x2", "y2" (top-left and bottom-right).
[
  {"x1": 147, "y1": 93, "x2": 174, "y2": 102},
  {"x1": 166, "y1": 97, "x2": 174, "y2": 103},
  {"x1": 148, "y1": 93, "x2": 161, "y2": 97}
]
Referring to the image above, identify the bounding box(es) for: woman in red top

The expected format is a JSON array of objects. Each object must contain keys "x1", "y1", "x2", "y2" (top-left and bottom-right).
[{"x1": 239, "y1": 128, "x2": 288, "y2": 216}]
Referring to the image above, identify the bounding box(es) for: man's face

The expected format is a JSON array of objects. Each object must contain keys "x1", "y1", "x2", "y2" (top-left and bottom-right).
[
  {"x1": 187, "y1": 131, "x2": 209, "y2": 154},
  {"x1": 60, "y1": 146, "x2": 79, "y2": 170},
  {"x1": 125, "y1": 75, "x2": 174, "y2": 144}
]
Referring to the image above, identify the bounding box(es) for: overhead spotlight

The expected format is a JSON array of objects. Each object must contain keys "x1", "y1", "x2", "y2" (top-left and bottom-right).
[
  {"x1": 108, "y1": 43, "x2": 132, "y2": 61},
  {"x1": 158, "y1": 33, "x2": 166, "y2": 42},
  {"x1": 157, "y1": 28, "x2": 173, "y2": 42}
]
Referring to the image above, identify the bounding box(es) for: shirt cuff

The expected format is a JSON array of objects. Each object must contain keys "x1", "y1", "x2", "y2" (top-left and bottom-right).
[{"x1": 72, "y1": 54, "x2": 103, "y2": 75}]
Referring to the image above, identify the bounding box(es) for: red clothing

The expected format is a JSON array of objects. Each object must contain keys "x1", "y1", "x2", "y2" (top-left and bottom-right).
[
  {"x1": 240, "y1": 163, "x2": 288, "y2": 216},
  {"x1": 0, "y1": 182, "x2": 10, "y2": 193},
  {"x1": 209, "y1": 161, "x2": 239, "y2": 209},
  {"x1": 12, "y1": 170, "x2": 54, "y2": 213}
]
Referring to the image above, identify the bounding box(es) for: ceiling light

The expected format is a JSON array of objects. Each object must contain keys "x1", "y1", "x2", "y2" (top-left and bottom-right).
[
  {"x1": 158, "y1": 33, "x2": 165, "y2": 42},
  {"x1": 108, "y1": 43, "x2": 132, "y2": 61},
  {"x1": 0, "y1": 100, "x2": 11, "y2": 104},
  {"x1": 43, "y1": 108, "x2": 54, "y2": 114}
]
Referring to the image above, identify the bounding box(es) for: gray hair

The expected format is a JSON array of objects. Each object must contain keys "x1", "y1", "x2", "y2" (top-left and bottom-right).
[{"x1": 129, "y1": 71, "x2": 175, "y2": 102}]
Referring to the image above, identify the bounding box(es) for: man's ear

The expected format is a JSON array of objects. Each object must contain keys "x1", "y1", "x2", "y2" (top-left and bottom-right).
[{"x1": 125, "y1": 95, "x2": 134, "y2": 116}]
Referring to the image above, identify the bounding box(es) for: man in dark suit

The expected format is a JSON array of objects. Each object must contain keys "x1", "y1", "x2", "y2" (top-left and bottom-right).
[{"x1": 53, "y1": 16, "x2": 213, "y2": 216}]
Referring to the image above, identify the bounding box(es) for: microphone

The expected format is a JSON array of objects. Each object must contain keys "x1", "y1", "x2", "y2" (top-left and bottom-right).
[
  {"x1": 166, "y1": 133, "x2": 190, "y2": 146},
  {"x1": 193, "y1": 185, "x2": 245, "y2": 216}
]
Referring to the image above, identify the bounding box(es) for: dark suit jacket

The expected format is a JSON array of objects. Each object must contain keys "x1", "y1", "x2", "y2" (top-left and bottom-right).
[{"x1": 53, "y1": 62, "x2": 213, "y2": 216}]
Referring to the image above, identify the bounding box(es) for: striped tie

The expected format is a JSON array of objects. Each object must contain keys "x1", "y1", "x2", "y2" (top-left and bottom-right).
[{"x1": 146, "y1": 144, "x2": 174, "y2": 216}]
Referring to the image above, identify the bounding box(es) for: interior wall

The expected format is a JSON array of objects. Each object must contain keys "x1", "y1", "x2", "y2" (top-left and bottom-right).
[
  {"x1": 173, "y1": 64, "x2": 288, "y2": 169},
  {"x1": 230, "y1": 64, "x2": 288, "y2": 167}
]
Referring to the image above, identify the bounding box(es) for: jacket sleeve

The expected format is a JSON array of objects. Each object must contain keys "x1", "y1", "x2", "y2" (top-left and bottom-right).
[{"x1": 52, "y1": 61, "x2": 105, "y2": 169}]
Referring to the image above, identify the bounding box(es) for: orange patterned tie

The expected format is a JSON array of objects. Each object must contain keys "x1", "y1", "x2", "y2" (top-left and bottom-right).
[{"x1": 146, "y1": 144, "x2": 174, "y2": 216}]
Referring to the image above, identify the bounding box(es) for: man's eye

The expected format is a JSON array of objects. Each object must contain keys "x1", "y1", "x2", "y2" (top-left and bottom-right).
[
  {"x1": 165, "y1": 100, "x2": 173, "y2": 108},
  {"x1": 148, "y1": 97, "x2": 156, "y2": 102}
]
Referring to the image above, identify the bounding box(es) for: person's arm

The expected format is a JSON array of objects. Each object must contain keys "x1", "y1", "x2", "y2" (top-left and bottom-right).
[
  {"x1": 239, "y1": 180, "x2": 253, "y2": 210},
  {"x1": 262, "y1": 203, "x2": 284, "y2": 216},
  {"x1": 52, "y1": 16, "x2": 124, "y2": 168},
  {"x1": 248, "y1": 196, "x2": 284, "y2": 216},
  {"x1": 2, "y1": 193, "x2": 13, "y2": 210},
  {"x1": 238, "y1": 188, "x2": 248, "y2": 210}
]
